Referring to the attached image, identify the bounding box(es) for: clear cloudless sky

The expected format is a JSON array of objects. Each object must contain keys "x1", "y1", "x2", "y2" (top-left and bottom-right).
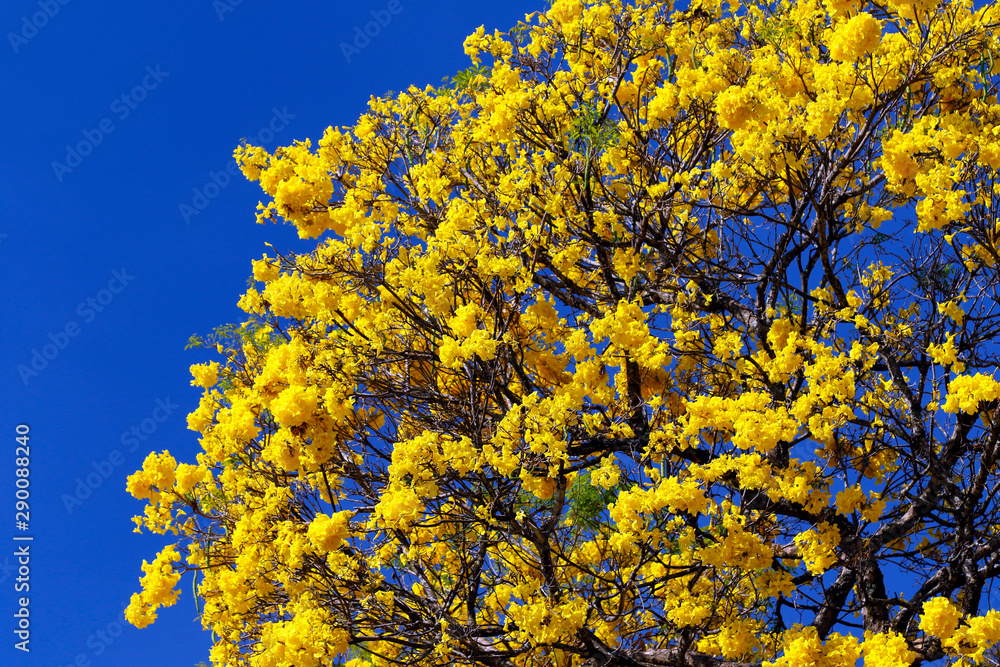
[{"x1": 0, "y1": 1, "x2": 539, "y2": 665}]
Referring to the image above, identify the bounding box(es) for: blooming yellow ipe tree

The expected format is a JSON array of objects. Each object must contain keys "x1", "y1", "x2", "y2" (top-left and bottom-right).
[{"x1": 126, "y1": 0, "x2": 1000, "y2": 665}]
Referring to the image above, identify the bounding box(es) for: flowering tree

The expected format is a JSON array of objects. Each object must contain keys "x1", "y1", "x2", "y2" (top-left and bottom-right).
[{"x1": 125, "y1": 0, "x2": 1000, "y2": 665}]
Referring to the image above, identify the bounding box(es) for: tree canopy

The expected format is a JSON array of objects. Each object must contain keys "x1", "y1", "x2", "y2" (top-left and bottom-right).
[{"x1": 125, "y1": 0, "x2": 1000, "y2": 665}]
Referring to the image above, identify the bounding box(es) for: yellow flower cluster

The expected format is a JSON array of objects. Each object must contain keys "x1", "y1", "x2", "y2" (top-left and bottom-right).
[
  {"x1": 590, "y1": 299, "x2": 671, "y2": 371},
  {"x1": 126, "y1": 450, "x2": 177, "y2": 501},
  {"x1": 190, "y1": 361, "x2": 220, "y2": 388},
  {"x1": 124, "y1": 545, "x2": 182, "y2": 629},
  {"x1": 256, "y1": 608, "x2": 350, "y2": 667},
  {"x1": 591, "y1": 455, "x2": 620, "y2": 489},
  {"x1": 943, "y1": 610, "x2": 1000, "y2": 663},
  {"x1": 794, "y1": 522, "x2": 841, "y2": 575},
  {"x1": 269, "y1": 384, "x2": 319, "y2": 427},
  {"x1": 306, "y1": 511, "x2": 353, "y2": 553},
  {"x1": 928, "y1": 333, "x2": 963, "y2": 371},
  {"x1": 860, "y1": 631, "x2": 917, "y2": 667},
  {"x1": 764, "y1": 626, "x2": 860, "y2": 667},
  {"x1": 919, "y1": 597, "x2": 962, "y2": 639},
  {"x1": 942, "y1": 373, "x2": 1000, "y2": 414},
  {"x1": 827, "y1": 13, "x2": 882, "y2": 62},
  {"x1": 834, "y1": 484, "x2": 866, "y2": 516}
]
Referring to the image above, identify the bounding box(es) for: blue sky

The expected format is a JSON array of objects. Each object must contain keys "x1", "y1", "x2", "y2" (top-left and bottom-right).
[{"x1": 0, "y1": 1, "x2": 538, "y2": 665}]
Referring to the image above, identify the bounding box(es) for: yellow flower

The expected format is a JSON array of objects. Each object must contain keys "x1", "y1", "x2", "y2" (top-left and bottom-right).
[
  {"x1": 942, "y1": 374, "x2": 1000, "y2": 414},
  {"x1": 269, "y1": 384, "x2": 319, "y2": 427},
  {"x1": 189, "y1": 361, "x2": 220, "y2": 388},
  {"x1": 827, "y1": 13, "x2": 881, "y2": 62},
  {"x1": 125, "y1": 545, "x2": 182, "y2": 629},
  {"x1": 252, "y1": 256, "x2": 280, "y2": 282},
  {"x1": 928, "y1": 333, "x2": 962, "y2": 370},
  {"x1": 173, "y1": 463, "x2": 210, "y2": 495},
  {"x1": 919, "y1": 597, "x2": 962, "y2": 640},
  {"x1": 307, "y1": 511, "x2": 353, "y2": 552},
  {"x1": 591, "y1": 455, "x2": 620, "y2": 489},
  {"x1": 835, "y1": 485, "x2": 866, "y2": 516},
  {"x1": 794, "y1": 522, "x2": 841, "y2": 575}
]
